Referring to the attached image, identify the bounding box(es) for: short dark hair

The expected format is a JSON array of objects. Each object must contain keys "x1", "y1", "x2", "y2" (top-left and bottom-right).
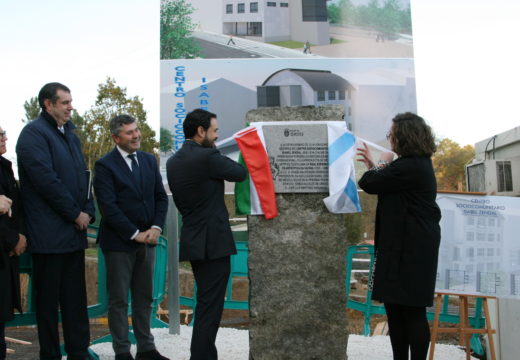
[
  {"x1": 390, "y1": 112, "x2": 437, "y2": 157},
  {"x1": 38, "y1": 82, "x2": 71, "y2": 110},
  {"x1": 183, "y1": 109, "x2": 216, "y2": 138},
  {"x1": 110, "y1": 114, "x2": 136, "y2": 136}
]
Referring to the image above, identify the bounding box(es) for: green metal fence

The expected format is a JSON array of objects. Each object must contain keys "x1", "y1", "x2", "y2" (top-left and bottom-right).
[
  {"x1": 7, "y1": 225, "x2": 168, "y2": 357},
  {"x1": 7, "y1": 228, "x2": 109, "y2": 327},
  {"x1": 179, "y1": 231, "x2": 249, "y2": 319},
  {"x1": 7, "y1": 225, "x2": 488, "y2": 356},
  {"x1": 345, "y1": 245, "x2": 486, "y2": 356},
  {"x1": 179, "y1": 242, "x2": 487, "y2": 355}
]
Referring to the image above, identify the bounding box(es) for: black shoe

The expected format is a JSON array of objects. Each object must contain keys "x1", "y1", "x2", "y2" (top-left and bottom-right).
[
  {"x1": 135, "y1": 349, "x2": 169, "y2": 360},
  {"x1": 115, "y1": 353, "x2": 135, "y2": 360}
]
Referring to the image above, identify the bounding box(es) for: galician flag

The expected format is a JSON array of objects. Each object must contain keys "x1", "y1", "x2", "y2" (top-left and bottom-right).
[
  {"x1": 229, "y1": 121, "x2": 362, "y2": 219},
  {"x1": 323, "y1": 122, "x2": 362, "y2": 213}
]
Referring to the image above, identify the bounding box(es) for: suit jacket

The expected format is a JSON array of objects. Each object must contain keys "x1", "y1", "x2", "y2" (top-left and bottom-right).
[
  {"x1": 358, "y1": 156, "x2": 441, "y2": 307},
  {"x1": 94, "y1": 147, "x2": 168, "y2": 251},
  {"x1": 166, "y1": 140, "x2": 246, "y2": 261},
  {"x1": 0, "y1": 156, "x2": 23, "y2": 321},
  {"x1": 16, "y1": 112, "x2": 95, "y2": 253}
]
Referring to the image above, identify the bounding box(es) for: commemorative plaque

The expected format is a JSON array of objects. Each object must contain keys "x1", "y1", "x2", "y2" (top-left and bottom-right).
[{"x1": 263, "y1": 124, "x2": 328, "y2": 193}]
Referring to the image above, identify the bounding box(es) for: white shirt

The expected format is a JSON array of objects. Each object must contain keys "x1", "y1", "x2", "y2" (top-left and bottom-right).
[{"x1": 116, "y1": 145, "x2": 138, "y2": 170}]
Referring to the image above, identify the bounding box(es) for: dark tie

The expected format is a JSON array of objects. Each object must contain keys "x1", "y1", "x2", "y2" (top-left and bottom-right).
[{"x1": 128, "y1": 154, "x2": 141, "y2": 191}]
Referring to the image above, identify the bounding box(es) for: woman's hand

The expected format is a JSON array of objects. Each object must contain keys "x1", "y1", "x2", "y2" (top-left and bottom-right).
[
  {"x1": 357, "y1": 142, "x2": 375, "y2": 169},
  {"x1": 379, "y1": 152, "x2": 395, "y2": 164}
]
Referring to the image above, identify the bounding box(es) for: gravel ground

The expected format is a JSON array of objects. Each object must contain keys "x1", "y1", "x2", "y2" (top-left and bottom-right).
[
  {"x1": 87, "y1": 326, "x2": 476, "y2": 360},
  {"x1": 5, "y1": 323, "x2": 477, "y2": 360}
]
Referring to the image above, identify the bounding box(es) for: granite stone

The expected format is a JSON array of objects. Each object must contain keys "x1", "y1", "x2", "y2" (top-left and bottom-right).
[{"x1": 246, "y1": 106, "x2": 348, "y2": 360}]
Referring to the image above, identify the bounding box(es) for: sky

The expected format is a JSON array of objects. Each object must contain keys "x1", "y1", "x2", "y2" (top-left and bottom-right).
[
  {"x1": 1, "y1": 0, "x2": 520, "y2": 167},
  {"x1": 412, "y1": 0, "x2": 520, "y2": 145},
  {"x1": 1, "y1": 0, "x2": 159, "y2": 162}
]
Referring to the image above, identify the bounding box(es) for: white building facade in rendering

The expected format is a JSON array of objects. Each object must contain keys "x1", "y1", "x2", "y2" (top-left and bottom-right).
[{"x1": 190, "y1": 0, "x2": 331, "y2": 45}]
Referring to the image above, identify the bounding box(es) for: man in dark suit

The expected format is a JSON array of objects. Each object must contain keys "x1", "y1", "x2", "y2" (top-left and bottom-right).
[
  {"x1": 16, "y1": 82, "x2": 95, "y2": 360},
  {"x1": 94, "y1": 115, "x2": 169, "y2": 360},
  {"x1": 166, "y1": 109, "x2": 246, "y2": 360}
]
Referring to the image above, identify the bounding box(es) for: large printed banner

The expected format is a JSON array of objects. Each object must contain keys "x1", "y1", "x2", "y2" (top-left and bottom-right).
[
  {"x1": 161, "y1": 0, "x2": 414, "y2": 60},
  {"x1": 160, "y1": 58, "x2": 417, "y2": 152},
  {"x1": 436, "y1": 194, "x2": 520, "y2": 298},
  {"x1": 160, "y1": 0, "x2": 416, "y2": 181}
]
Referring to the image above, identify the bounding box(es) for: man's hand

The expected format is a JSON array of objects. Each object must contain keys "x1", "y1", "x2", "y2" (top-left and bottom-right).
[
  {"x1": 74, "y1": 211, "x2": 91, "y2": 231},
  {"x1": 144, "y1": 228, "x2": 161, "y2": 245},
  {"x1": 11, "y1": 234, "x2": 27, "y2": 256},
  {"x1": 0, "y1": 195, "x2": 12, "y2": 217},
  {"x1": 134, "y1": 232, "x2": 148, "y2": 244}
]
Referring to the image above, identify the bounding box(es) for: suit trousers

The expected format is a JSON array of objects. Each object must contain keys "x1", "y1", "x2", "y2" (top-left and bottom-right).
[
  {"x1": 0, "y1": 322, "x2": 5, "y2": 360},
  {"x1": 190, "y1": 256, "x2": 230, "y2": 360},
  {"x1": 32, "y1": 251, "x2": 90, "y2": 360},
  {"x1": 103, "y1": 245, "x2": 156, "y2": 355}
]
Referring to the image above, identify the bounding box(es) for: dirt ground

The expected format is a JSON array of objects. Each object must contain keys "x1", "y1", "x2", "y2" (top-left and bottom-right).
[{"x1": 5, "y1": 323, "x2": 108, "y2": 360}]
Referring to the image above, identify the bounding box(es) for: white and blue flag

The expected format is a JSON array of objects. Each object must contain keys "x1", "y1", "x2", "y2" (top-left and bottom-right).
[
  {"x1": 217, "y1": 121, "x2": 370, "y2": 215},
  {"x1": 323, "y1": 122, "x2": 362, "y2": 214}
]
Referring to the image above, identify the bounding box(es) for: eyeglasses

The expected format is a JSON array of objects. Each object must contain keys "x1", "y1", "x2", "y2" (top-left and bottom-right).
[
  {"x1": 386, "y1": 131, "x2": 391, "y2": 140},
  {"x1": 0, "y1": 131, "x2": 6, "y2": 139}
]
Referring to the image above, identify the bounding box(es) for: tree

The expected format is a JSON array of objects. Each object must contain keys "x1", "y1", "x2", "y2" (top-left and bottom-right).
[
  {"x1": 22, "y1": 96, "x2": 40, "y2": 123},
  {"x1": 328, "y1": 0, "x2": 355, "y2": 25},
  {"x1": 398, "y1": 4, "x2": 413, "y2": 34},
  {"x1": 327, "y1": 3, "x2": 341, "y2": 24},
  {"x1": 377, "y1": 0, "x2": 401, "y2": 34},
  {"x1": 160, "y1": 127, "x2": 174, "y2": 153},
  {"x1": 432, "y1": 138, "x2": 475, "y2": 191},
  {"x1": 357, "y1": 0, "x2": 381, "y2": 29},
  {"x1": 71, "y1": 110, "x2": 87, "y2": 145},
  {"x1": 79, "y1": 78, "x2": 158, "y2": 170},
  {"x1": 161, "y1": 0, "x2": 201, "y2": 59}
]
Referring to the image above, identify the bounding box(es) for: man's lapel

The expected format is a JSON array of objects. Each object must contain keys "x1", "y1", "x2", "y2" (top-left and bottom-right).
[{"x1": 112, "y1": 147, "x2": 142, "y2": 195}]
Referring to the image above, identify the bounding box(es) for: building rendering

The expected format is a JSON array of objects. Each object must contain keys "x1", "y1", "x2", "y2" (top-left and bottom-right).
[
  {"x1": 189, "y1": 0, "x2": 331, "y2": 45},
  {"x1": 258, "y1": 68, "x2": 352, "y2": 124},
  {"x1": 183, "y1": 78, "x2": 256, "y2": 139},
  {"x1": 257, "y1": 67, "x2": 417, "y2": 144}
]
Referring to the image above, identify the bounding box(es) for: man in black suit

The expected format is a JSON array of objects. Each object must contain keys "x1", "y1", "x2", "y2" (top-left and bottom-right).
[
  {"x1": 94, "y1": 115, "x2": 169, "y2": 360},
  {"x1": 166, "y1": 109, "x2": 246, "y2": 360}
]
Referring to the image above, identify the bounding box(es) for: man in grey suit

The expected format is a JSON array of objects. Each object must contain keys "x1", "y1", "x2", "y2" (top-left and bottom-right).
[
  {"x1": 94, "y1": 115, "x2": 169, "y2": 360},
  {"x1": 166, "y1": 109, "x2": 246, "y2": 360}
]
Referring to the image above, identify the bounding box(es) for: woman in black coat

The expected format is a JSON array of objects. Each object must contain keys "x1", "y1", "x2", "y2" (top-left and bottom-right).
[
  {"x1": 357, "y1": 113, "x2": 441, "y2": 360},
  {"x1": 0, "y1": 128, "x2": 26, "y2": 360}
]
